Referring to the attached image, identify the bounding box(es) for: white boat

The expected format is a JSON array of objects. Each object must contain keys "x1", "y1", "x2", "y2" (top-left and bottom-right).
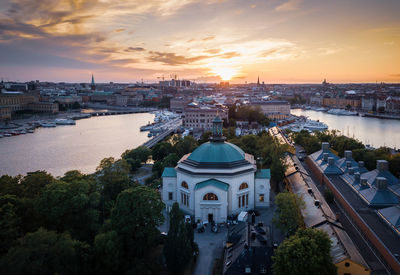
[
  {"x1": 27, "y1": 129, "x2": 35, "y2": 133},
  {"x1": 0, "y1": 134, "x2": 3, "y2": 138},
  {"x1": 3, "y1": 132, "x2": 12, "y2": 137},
  {"x1": 40, "y1": 122, "x2": 56, "y2": 127},
  {"x1": 327, "y1": 109, "x2": 358, "y2": 116},
  {"x1": 303, "y1": 120, "x2": 328, "y2": 131},
  {"x1": 55, "y1": 118, "x2": 76, "y2": 125}
]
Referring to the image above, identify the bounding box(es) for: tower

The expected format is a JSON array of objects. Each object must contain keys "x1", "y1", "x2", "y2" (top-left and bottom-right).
[
  {"x1": 91, "y1": 74, "x2": 95, "y2": 91},
  {"x1": 210, "y1": 116, "x2": 225, "y2": 142},
  {"x1": 257, "y1": 76, "x2": 260, "y2": 87}
]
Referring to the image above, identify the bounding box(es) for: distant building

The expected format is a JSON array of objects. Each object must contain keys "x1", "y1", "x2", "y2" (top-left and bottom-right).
[
  {"x1": 28, "y1": 102, "x2": 59, "y2": 114},
  {"x1": 183, "y1": 104, "x2": 228, "y2": 130},
  {"x1": 170, "y1": 97, "x2": 192, "y2": 113},
  {"x1": 251, "y1": 100, "x2": 290, "y2": 120},
  {"x1": 0, "y1": 106, "x2": 11, "y2": 120}
]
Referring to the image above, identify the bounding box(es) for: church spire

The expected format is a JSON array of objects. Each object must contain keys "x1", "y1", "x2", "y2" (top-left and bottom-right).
[
  {"x1": 257, "y1": 76, "x2": 260, "y2": 87},
  {"x1": 91, "y1": 73, "x2": 95, "y2": 91}
]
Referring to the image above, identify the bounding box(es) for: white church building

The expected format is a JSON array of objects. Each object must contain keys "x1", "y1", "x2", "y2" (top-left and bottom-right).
[{"x1": 162, "y1": 116, "x2": 271, "y2": 223}]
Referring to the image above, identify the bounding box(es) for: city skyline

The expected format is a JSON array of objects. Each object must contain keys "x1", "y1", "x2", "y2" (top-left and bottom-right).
[{"x1": 0, "y1": 0, "x2": 400, "y2": 83}]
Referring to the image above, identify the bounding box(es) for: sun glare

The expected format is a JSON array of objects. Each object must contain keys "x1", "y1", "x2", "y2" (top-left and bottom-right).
[{"x1": 210, "y1": 66, "x2": 238, "y2": 81}]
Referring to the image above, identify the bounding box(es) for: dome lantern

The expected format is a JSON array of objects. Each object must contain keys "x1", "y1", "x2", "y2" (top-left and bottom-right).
[{"x1": 211, "y1": 116, "x2": 225, "y2": 142}]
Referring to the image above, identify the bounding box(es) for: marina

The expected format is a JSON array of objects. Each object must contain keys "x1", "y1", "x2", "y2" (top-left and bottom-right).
[
  {"x1": 291, "y1": 109, "x2": 400, "y2": 149},
  {"x1": 0, "y1": 113, "x2": 155, "y2": 177}
]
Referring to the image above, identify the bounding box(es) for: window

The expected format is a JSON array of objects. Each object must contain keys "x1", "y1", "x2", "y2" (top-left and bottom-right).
[
  {"x1": 242, "y1": 195, "x2": 245, "y2": 207},
  {"x1": 239, "y1": 182, "x2": 248, "y2": 190},
  {"x1": 238, "y1": 194, "x2": 249, "y2": 208},
  {"x1": 181, "y1": 192, "x2": 189, "y2": 206},
  {"x1": 168, "y1": 192, "x2": 173, "y2": 200},
  {"x1": 246, "y1": 194, "x2": 248, "y2": 205},
  {"x1": 259, "y1": 194, "x2": 264, "y2": 202},
  {"x1": 181, "y1": 181, "x2": 188, "y2": 189},
  {"x1": 203, "y1": 193, "x2": 218, "y2": 200}
]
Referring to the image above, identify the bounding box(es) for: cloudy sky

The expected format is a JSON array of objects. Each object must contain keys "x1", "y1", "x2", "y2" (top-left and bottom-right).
[{"x1": 0, "y1": 0, "x2": 399, "y2": 83}]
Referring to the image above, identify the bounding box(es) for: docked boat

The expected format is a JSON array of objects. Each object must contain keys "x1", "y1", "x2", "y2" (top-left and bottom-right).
[
  {"x1": 327, "y1": 109, "x2": 358, "y2": 116},
  {"x1": 40, "y1": 122, "x2": 56, "y2": 127},
  {"x1": 0, "y1": 134, "x2": 3, "y2": 138},
  {"x1": 147, "y1": 132, "x2": 153, "y2": 137},
  {"x1": 55, "y1": 118, "x2": 76, "y2": 125},
  {"x1": 27, "y1": 129, "x2": 35, "y2": 133},
  {"x1": 3, "y1": 132, "x2": 12, "y2": 137},
  {"x1": 303, "y1": 120, "x2": 328, "y2": 131}
]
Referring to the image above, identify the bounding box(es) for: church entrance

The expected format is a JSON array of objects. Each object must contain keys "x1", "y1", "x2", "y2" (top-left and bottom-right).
[{"x1": 208, "y1": 213, "x2": 214, "y2": 223}]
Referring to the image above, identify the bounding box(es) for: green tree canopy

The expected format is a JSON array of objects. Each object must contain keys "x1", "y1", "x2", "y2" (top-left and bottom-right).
[
  {"x1": 273, "y1": 192, "x2": 305, "y2": 236},
  {"x1": 151, "y1": 142, "x2": 173, "y2": 161},
  {"x1": 164, "y1": 202, "x2": 193, "y2": 274},
  {"x1": 36, "y1": 179, "x2": 100, "y2": 242},
  {"x1": 1, "y1": 228, "x2": 88, "y2": 275},
  {"x1": 20, "y1": 171, "x2": 54, "y2": 199},
  {"x1": 111, "y1": 186, "x2": 164, "y2": 260},
  {"x1": 272, "y1": 228, "x2": 337, "y2": 275}
]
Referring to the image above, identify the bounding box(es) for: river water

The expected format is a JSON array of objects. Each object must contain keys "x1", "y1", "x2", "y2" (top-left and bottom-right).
[
  {"x1": 0, "y1": 113, "x2": 154, "y2": 177},
  {"x1": 291, "y1": 109, "x2": 400, "y2": 149}
]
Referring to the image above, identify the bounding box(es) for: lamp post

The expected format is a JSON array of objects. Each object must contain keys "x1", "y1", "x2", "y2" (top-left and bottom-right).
[{"x1": 257, "y1": 157, "x2": 263, "y2": 169}]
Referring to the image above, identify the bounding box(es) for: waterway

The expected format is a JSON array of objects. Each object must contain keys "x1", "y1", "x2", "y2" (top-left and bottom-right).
[
  {"x1": 291, "y1": 109, "x2": 400, "y2": 149},
  {"x1": 0, "y1": 113, "x2": 154, "y2": 177}
]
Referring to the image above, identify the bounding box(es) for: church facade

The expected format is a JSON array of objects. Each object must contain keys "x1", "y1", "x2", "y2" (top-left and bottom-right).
[{"x1": 162, "y1": 117, "x2": 271, "y2": 223}]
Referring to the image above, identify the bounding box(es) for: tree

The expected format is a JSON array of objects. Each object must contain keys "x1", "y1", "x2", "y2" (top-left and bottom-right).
[
  {"x1": 72, "y1": 101, "x2": 81, "y2": 109},
  {"x1": 270, "y1": 157, "x2": 286, "y2": 183},
  {"x1": 97, "y1": 157, "x2": 132, "y2": 203},
  {"x1": 1, "y1": 228, "x2": 88, "y2": 275},
  {"x1": 164, "y1": 203, "x2": 193, "y2": 274},
  {"x1": 111, "y1": 186, "x2": 164, "y2": 260},
  {"x1": 0, "y1": 175, "x2": 22, "y2": 197},
  {"x1": 151, "y1": 142, "x2": 173, "y2": 161},
  {"x1": 198, "y1": 131, "x2": 212, "y2": 144},
  {"x1": 174, "y1": 136, "x2": 198, "y2": 158},
  {"x1": 272, "y1": 228, "x2": 337, "y2": 275},
  {"x1": 122, "y1": 146, "x2": 151, "y2": 163},
  {"x1": 36, "y1": 179, "x2": 100, "y2": 242},
  {"x1": 20, "y1": 171, "x2": 54, "y2": 199},
  {"x1": 94, "y1": 231, "x2": 121, "y2": 274},
  {"x1": 152, "y1": 153, "x2": 179, "y2": 177},
  {"x1": 273, "y1": 192, "x2": 305, "y2": 236},
  {"x1": 0, "y1": 195, "x2": 22, "y2": 255}
]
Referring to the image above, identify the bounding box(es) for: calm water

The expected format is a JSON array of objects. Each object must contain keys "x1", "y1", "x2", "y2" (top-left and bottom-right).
[
  {"x1": 0, "y1": 113, "x2": 154, "y2": 177},
  {"x1": 291, "y1": 109, "x2": 400, "y2": 149}
]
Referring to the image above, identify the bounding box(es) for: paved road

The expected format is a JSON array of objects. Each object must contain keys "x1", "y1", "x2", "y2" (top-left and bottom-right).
[{"x1": 193, "y1": 226, "x2": 228, "y2": 275}]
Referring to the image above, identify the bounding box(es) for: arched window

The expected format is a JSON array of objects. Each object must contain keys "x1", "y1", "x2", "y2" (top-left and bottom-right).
[
  {"x1": 181, "y1": 181, "x2": 188, "y2": 189},
  {"x1": 239, "y1": 182, "x2": 248, "y2": 190},
  {"x1": 203, "y1": 193, "x2": 218, "y2": 200}
]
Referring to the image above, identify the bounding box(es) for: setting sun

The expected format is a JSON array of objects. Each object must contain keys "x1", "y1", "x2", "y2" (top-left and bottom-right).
[{"x1": 210, "y1": 66, "x2": 238, "y2": 81}]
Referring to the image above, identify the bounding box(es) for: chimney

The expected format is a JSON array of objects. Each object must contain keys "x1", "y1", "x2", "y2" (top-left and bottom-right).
[
  {"x1": 358, "y1": 161, "x2": 364, "y2": 168},
  {"x1": 376, "y1": 177, "x2": 388, "y2": 189},
  {"x1": 377, "y1": 160, "x2": 388, "y2": 172},
  {"x1": 346, "y1": 161, "x2": 352, "y2": 168},
  {"x1": 360, "y1": 178, "x2": 368, "y2": 187},
  {"x1": 348, "y1": 167, "x2": 354, "y2": 175},
  {"x1": 344, "y1": 150, "x2": 352, "y2": 160},
  {"x1": 322, "y1": 142, "x2": 330, "y2": 152},
  {"x1": 323, "y1": 153, "x2": 329, "y2": 162},
  {"x1": 354, "y1": 172, "x2": 360, "y2": 181},
  {"x1": 328, "y1": 157, "x2": 334, "y2": 166}
]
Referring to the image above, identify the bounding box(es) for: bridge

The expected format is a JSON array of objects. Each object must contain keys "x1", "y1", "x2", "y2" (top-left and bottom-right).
[
  {"x1": 87, "y1": 108, "x2": 157, "y2": 116},
  {"x1": 143, "y1": 118, "x2": 182, "y2": 148}
]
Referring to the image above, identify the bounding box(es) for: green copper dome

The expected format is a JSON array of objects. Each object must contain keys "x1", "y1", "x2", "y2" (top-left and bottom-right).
[{"x1": 187, "y1": 142, "x2": 245, "y2": 163}]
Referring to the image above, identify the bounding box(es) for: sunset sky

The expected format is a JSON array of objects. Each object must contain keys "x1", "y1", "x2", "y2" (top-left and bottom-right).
[{"x1": 0, "y1": 0, "x2": 399, "y2": 83}]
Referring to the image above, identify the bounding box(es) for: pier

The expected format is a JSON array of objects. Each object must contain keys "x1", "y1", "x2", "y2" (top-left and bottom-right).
[{"x1": 86, "y1": 107, "x2": 157, "y2": 116}]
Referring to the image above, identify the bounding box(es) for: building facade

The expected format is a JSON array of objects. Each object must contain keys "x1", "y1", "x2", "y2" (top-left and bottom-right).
[
  {"x1": 251, "y1": 100, "x2": 290, "y2": 120},
  {"x1": 162, "y1": 117, "x2": 270, "y2": 223},
  {"x1": 183, "y1": 106, "x2": 228, "y2": 130}
]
